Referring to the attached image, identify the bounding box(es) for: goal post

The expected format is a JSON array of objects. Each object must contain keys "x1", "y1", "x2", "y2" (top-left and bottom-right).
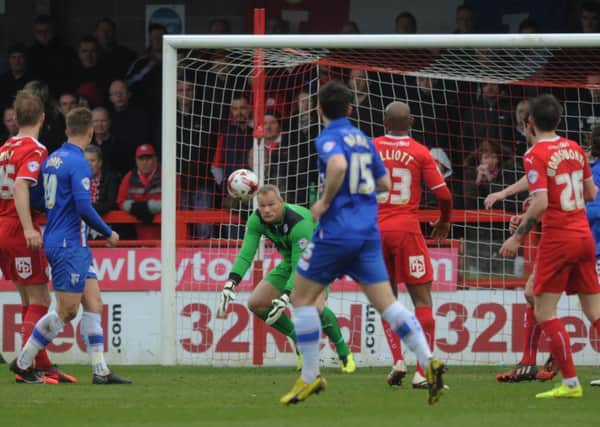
[{"x1": 161, "y1": 33, "x2": 600, "y2": 366}]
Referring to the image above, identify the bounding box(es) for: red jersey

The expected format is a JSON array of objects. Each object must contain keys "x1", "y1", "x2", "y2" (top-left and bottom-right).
[
  {"x1": 523, "y1": 136, "x2": 592, "y2": 237},
  {"x1": 0, "y1": 136, "x2": 47, "y2": 219},
  {"x1": 373, "y1": 135, "x2": 446, "y2": 232}
]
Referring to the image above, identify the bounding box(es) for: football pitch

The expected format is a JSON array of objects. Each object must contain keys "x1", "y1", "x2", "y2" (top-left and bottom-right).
[{"x1": 0, "y1": 365, "x2": 598, "y2": 427}]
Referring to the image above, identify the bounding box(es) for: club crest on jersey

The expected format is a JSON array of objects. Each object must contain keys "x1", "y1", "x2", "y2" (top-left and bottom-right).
[
  {"x1": 15, "y1": 257, "x2": 32, "y2": 279},
  {"x1": 322, "y1": 141, "x2": 336, "y2": 153},
  {"x1": 27, "y1": 161, "x2": 40, "y2": 172},
  {"x1": 527, "y1": 169, "x2": 539, "y2": 184},
  {"x1": 297, "y1": 238, "x2": 309, "y2": 250},
  {"x1": 409, "y1": 255, "x2": 426, "y2": 279},
  {"x1": 81, "y1": 177, "x2": 91, "y2": 191},
  {"x1": 71, "y1": 273, "x2": 81, "y2": 287}
]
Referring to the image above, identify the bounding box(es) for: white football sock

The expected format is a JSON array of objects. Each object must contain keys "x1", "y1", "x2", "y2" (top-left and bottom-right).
[
  {"x1": 294, "y1": 306, "x2": 321, "y2": 384},
  {"x1": 18, "y1": 311, "x2": 64, "y2": 369},
  {"x1": 382, "y1": 301, "x2": 432, "y2": 368},
  {"x1": 81, "y1": 312, "x2": 109, "y2": 375}
]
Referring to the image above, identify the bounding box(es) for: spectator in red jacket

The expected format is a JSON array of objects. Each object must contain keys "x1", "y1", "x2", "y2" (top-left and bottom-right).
[{"x1": 117, "y1": 144, "x2": 161, "y2": 239}]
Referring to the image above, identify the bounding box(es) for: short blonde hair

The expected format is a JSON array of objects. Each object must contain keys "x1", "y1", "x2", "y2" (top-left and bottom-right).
[
  {"x1": 66, "y1": 107, "x2": 93, "y2": 136},
  {"x1": 13, "y1": 90, "x2": 44, "y2": 127}
]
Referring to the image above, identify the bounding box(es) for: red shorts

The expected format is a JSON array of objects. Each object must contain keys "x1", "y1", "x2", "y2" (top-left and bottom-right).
[
  {"x1": 533, "y1": 234, "x2": 599, "y2": 296},
  {"x1": 381, "y1": 230, "x2": 433, "y2": 285},
  {"x1": 0, "y1": 219, "x2": 49, "y2": 285}
]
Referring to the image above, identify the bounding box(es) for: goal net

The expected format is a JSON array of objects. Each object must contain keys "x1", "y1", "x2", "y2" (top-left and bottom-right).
[{"x1": 162, "y1": 35, "x2": 600, "y2": 367}]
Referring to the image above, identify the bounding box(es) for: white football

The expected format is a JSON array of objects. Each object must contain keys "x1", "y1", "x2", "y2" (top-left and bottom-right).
[{"x1": 227, "y1": 169, "x2": 259, "y2": 201}]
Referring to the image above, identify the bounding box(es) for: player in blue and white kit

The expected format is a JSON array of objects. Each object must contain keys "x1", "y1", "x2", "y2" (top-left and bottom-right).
[
  {"x1": 280, "y1": 81, "x2": 446, "y2": 405},
  {"x1": 10, "y1": 107, "x2": 131, "y2": 384},
  {"x1": 586, "y1": 126, "x2": 600, "y2": 388}
]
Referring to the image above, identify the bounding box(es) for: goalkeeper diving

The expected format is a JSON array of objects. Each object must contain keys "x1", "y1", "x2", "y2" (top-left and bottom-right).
[{"x1": 217, "y1": 184, "x2": 356, "y2": 372}]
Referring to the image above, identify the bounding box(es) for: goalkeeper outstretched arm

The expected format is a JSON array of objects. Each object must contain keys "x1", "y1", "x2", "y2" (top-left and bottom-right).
[{"x1": 217, "y1": 213, "x2": 262, "y2": 317}]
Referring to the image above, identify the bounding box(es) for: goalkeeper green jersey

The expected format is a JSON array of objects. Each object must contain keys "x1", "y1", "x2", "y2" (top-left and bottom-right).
[{"x1": 228, "y1": 203, "x2": 315, "y2": 293}]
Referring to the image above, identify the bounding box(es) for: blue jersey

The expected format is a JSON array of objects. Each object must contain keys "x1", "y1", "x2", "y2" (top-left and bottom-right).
[
  {"x1": 315, "y1": 117, "x2": 386, "y2": 239},
  {"x1": 587, "y1": 158, "x2": 600, "y2": 256},
  {"x1": 42, "y1": 142, "x2": 94, "y2": 248}
]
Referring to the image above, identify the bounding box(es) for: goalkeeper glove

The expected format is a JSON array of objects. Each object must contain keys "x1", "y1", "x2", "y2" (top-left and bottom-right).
[
  {"x1": 217, "y1": 280, "x2": 237, "y2": 318},
  {"x1": 266, "y1": 293, "x2": 291, "y2": 326}
]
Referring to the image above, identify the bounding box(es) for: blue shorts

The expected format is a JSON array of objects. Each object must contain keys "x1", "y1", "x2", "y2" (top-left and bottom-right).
[
  {"x1": 296, "y1": 236, "x2": 389, "y2": 285},
  {"x1": 46, "y1": 246, "x2": 98, "y2": 293}
]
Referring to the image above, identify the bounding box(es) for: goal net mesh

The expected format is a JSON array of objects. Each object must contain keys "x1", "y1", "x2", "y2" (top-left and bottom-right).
[{"x1": 172, "y1": 46, "x2": 600, "y2": 367}]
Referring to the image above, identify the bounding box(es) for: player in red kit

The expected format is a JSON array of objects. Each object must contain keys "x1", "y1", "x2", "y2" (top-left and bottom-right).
[
  {"x1": 0, "y1": 90, "x2": 76, "y2": 384},
  {"x1": 373, "y1": 102, "x2": 452, "y2": 388},
  {"x1": 500, "y1": 94, "x2": 600, "y2": 398}
]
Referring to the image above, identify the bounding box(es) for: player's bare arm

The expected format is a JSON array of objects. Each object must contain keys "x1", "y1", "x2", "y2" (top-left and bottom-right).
[
  {"x1": 484, "y1": 175, "x2": 528, "y2": 209},
  {"x1": 499, "y1": 191, "x2": 548, "y2": 258},
  {"x1": 311, "y1": 153, "x2": 347, "y2": 221},
  {"x1": 14, "y1": 178, "x2": 42, "y2": 249}
]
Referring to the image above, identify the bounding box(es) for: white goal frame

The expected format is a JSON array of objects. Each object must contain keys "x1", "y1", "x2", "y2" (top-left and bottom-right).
[{"x1": 160, "y1": 33, "x2": 600, "y2": 365}]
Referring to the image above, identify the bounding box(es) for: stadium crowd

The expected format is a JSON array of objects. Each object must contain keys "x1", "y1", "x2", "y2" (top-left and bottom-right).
[{"x1": 0, "y1": 2, "x2": 599, "y2": 273}]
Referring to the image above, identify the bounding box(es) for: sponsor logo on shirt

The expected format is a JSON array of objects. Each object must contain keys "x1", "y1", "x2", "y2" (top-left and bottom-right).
[
  {"x1": 322, "y1": 141, "x2": 336, "y2": 153},
  {"x1": 27, "y1": 161, "x2": 40, "y2": 172},
  {"x1": 81, "y1": 177, "x2": 91, "y2": 191},
  {"x1": 528, "y1": 169, "x2": 539, "y2": 184}
]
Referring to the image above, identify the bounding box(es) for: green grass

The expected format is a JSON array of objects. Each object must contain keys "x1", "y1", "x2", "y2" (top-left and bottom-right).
[{"x1": 0, "y1": 365, "x2": 598, "y2": 427}]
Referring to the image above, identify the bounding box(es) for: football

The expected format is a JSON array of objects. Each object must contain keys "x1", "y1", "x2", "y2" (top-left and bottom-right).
[{"x1": 227, "y1": 169, "x2": 259, "y2": 201}]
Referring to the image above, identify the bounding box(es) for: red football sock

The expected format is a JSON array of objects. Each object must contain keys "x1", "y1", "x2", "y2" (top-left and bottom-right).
[
  {"x1": 519, "y1": 305, "x2": 541, "y2": 365},
  {"x1": 24, "y1": 304, "x2": 53, "y2": 369},
  {"x1": 539, "y1": 318, "x2": 576, "y2": 379},
  {"x1": 415, "y1": 306, "x2": 435, "y2": 376},
  {"x1": 381, "y1": 319, "x2": 404, "y2": 363}
]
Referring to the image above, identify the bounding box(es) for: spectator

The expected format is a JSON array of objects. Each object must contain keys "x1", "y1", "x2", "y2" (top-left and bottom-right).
[
  {"x1": 421, "y1": 147, "x2": 455, "y2": 209},
  {"x1": 461, "y1": 82, "x2": 514, "y2": 156},
  {"x1": 564, "y1": 74, "x2": 600, "y2": 143},
  {"x1": 74, "y1": 35, "x2": 109, "y2": 107},
  {"x1": 94, "y1": 17, "x2": 136, "y2": 81},
  {"x1": 208, "y1": 18, "x2": 231, "y2": 34},
  {"x1": 91, "y1": 106, "x2": 120, "y2": 172},
  {"x1": 1, "y1": 106, "x2": 18, "y2": 141},
  {"x1": 518, "y1": 17, "x2": 539, "y2": 33},
  {"x1": 406, "y1": 76, "x2": 458, "y2": 152},
  {"x1": 513, "y1": 99, "x2": 530, "y2": 155},
  {"x1": 126, "y1": 23, "x2": 165, "y2": 142},
  {"x1": 23, "y1": 80, "x2": 65, "y2": 153},
  {"x1": 266, "y1": 16, "x2": 290, "y2": 34},
  {"x1": 177, "y1": 78, "x2": 216, "y2": 239},
  {"x1": 348, "y1": 69, "x2": 384, "y2": 138},
  {"x1": 0, "y1": 43, "x2": 35, "y2": 110},
  {"x1": 340, "y1": 21, "x2": 360, "y2": 34},
  {"x1": 284, "y1": 89, "x2": 319, "y2": 206},
  {"x1": 58, "y1": 91, "x2": 78, "y2": 118},
  {"x1": 108, "y1": 79, "x2": 149, "y2": 175},
  {"x1": 579, "y1": 1, "x2": 600, "y2": 33},
  {"x1": 117, "y1": 144, "x2": 161, "y2": 240},
  {"x1": 454, "y1": 4, "x2": 478, "y2": 34},
  {"x1": 27, "y1": 14, "x2": 77, "y2": 97},
  {"x1": 462, "y1": 140, "x2": 519, "y2": 211},
  {"x1": 211, "y1": 94, "x2": 254, "y2": 195},
  {"x1": 395, "y1": 11, "x2": 417, "y2": 34},
  {"x1": 249, "y1": 111, "x2": 288, "y2": 192},
  {"x1": 84, "y1": 144, "x2": 119, "y2": 216}
]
